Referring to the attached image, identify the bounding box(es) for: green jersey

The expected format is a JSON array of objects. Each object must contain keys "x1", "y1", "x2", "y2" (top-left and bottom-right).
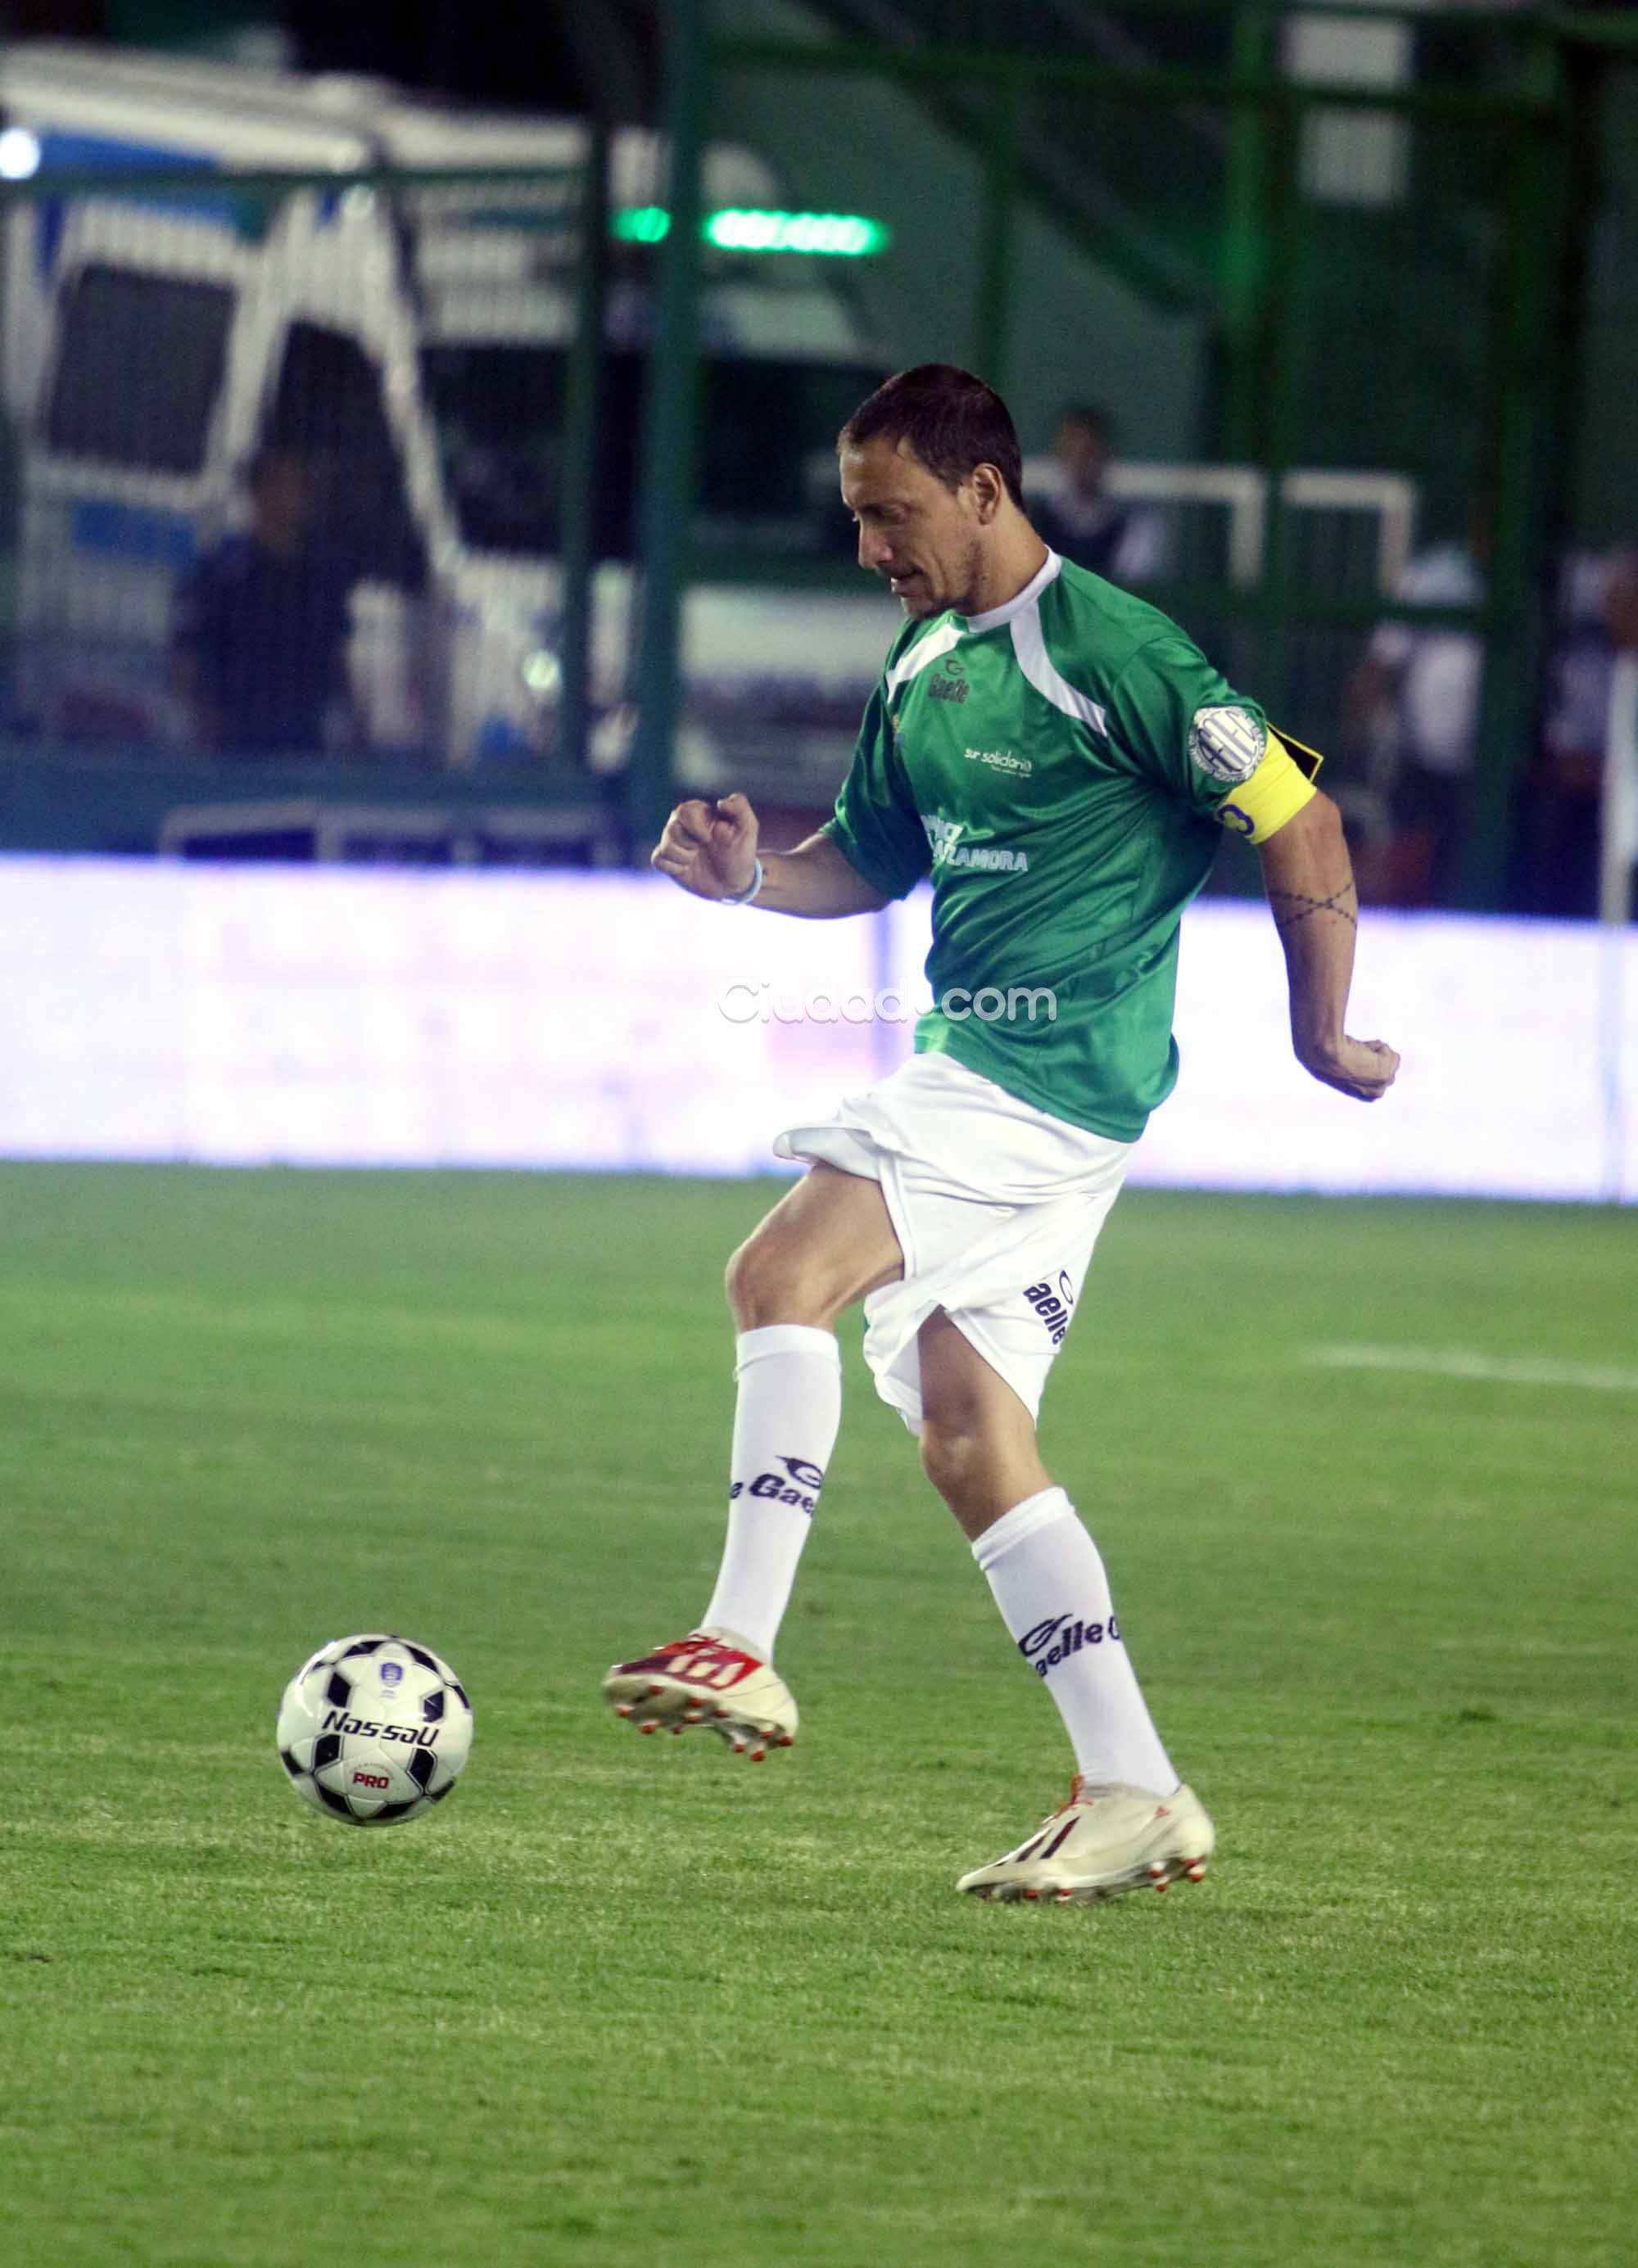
[{"x1": 823, "y1": 552, "x2": 1273, "y2": 1142}]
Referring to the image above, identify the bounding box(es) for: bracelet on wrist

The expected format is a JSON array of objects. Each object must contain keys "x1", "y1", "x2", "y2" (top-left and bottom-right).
[{"x1": 722, "y1": 856, "x2": 763, "y2": 906}]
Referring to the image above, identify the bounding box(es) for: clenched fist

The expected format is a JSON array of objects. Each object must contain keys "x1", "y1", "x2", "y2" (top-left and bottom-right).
[
  {"x1": 651, "y1": 793, "x2": 760, "y2": 901},
  {"x1": 1297, "y1": 1032, "x2": 1401, "y2": 1102}
]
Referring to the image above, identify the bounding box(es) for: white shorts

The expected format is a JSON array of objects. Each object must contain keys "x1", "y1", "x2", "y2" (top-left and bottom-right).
[{"x1": 775, "y1": 1052, "x2": 1133, "y2": 1434}]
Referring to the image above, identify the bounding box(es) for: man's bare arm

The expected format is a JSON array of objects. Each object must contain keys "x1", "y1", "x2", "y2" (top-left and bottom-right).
[
  {"x1": 1257, "y1": 790, "x2": 1400, "y2": 1101},
  {"x1": 652, "y1": 794, "x2": 888, "y2": 918}
]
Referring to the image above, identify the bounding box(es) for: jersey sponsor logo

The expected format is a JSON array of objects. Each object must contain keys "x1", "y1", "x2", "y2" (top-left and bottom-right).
[
  {"x1": 1017, "y1": 1611, "x2": 1122, "y2": 1677},
  {"x1": 964, "y1": 747, "x2": 1033, "y2": 776},
  {"x1": 1024, "y1": 1274, "x2": 1075, "y2": 1344},
  {"x1": 1188, "y1": 705, "x2": 1264, "y2": 784},
  {"x1": 728, "y1": 1454, "x2": 824, "y2": 1513},
  {"x1": 928, "y1": 654, "x2": 970, "y2": 704},
  {"x1": 921, "y1": 814, "x2": 1029, "y2": 874}
]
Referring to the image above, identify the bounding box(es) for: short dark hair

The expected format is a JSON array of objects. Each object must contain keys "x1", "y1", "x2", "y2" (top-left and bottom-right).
[{"x1": 839, "y1": 364, "x2": 1025, "y2": 510}]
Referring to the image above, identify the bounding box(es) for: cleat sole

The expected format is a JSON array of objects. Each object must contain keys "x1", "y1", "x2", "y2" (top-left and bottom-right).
[{"x1": 962, "y1": 1853, "x2": 1214, "y2": 1905}]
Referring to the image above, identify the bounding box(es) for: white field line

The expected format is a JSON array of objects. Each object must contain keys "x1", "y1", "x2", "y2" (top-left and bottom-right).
[{"x1": 1305, "y1": 1345, "x2": 1638, "y2": 1394}]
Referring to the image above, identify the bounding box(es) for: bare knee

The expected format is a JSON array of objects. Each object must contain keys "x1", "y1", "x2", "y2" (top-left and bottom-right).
[
  {"x1": 920, "y1": 1403, "x2": 1052, "y2": 1541},
  {"x1": 726, "y1": 1228, "x2": 832, "y2": 1330},
  {"x1": 919, "y1": 1414, "x2": 987, "y2": 1509},
  {"x1": 725, "y1": 1163, "x2": 902, "y2": 1333}
]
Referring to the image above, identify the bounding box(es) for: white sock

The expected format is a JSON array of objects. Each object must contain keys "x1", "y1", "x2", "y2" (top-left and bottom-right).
[
  {"x1": 972, "y1": 1485, "x2": 1179, "y2": 1793},
  {"x1": 700, "y1": 1324, "x2": 843, "y2": 1661}
]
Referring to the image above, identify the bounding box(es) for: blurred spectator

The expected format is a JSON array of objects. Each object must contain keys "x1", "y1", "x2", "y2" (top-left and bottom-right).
[
  {"x1": 1606, "y1": 558, "x2": 1638, "y2": 922},
  {"x1": 1513, "y1": 549, "x2": 1638, "y2": 918},
  {"x1": 1345, "y1": 508, "x2": 1488, "y2": 906},
  {"x1": 1029, "y1": 404, "x2": 1165, "y2": 586},
  {"x1": 171, "y1": 445, "x2": 358, "y2": 756}
]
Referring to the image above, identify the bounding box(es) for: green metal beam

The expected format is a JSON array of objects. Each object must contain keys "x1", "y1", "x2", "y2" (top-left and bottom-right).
[
  {"x1": 726, "y1": 0, "x2": 1592, "y2": 29},
  {"x1": 971, "y1": 64, "x2": 1022, "y2": 388},
  {"x1": 707, "y1": 38, "x2": 1567, "y2": 125},
  {"x1": 1460, "y1": 35, "x2": 1577, "y2": 908},
  {"x1": 1523, "y1": 8, "x2": 1638, "y2": 51},
  {"x1": 1219, "y1": 2, "x2": 1278, "y2": 465},
  {"x1": 556, "y1": 119, "x2": 611, "y2": 775},
  {"x1": 628, "y1": 0, "x2": 708, "y2": 859},
  {"x1": 1250, "y1": 56, "x2": 1305, "y2": 728}
]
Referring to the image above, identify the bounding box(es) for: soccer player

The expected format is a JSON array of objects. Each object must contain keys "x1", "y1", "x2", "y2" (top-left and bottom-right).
[{"x1": 605, "y1": 365, "x2": 1398, "y2": 1904}]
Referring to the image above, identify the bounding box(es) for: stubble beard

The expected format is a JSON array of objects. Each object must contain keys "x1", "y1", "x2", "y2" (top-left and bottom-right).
[
  {"x1": 898, "y1": 537, "x2": 986, "y2": 618},
  {"x1": 951, "y1": 535, "x2": 985, "y2": 617}
]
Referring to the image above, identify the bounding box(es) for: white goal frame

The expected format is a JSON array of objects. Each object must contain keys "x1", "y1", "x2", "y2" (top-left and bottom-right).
[{"x1": 1025, "y1": 457, "x2": 1419, "y2": 594}]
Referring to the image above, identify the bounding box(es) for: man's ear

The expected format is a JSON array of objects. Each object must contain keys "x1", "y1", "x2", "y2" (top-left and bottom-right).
[{"x1": 969, "y1": 462, "x2": 1006, "y2": 524}]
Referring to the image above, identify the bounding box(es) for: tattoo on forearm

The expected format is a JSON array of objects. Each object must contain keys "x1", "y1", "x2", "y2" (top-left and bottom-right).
[{"x1": 1270, "y1": 883, "x2": 1357, "y2": 933}]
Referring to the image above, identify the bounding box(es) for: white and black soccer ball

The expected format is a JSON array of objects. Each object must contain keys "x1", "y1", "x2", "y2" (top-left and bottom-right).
[{"x1": 276, "y1": 1633, "x2": 473, "y2": 1826}]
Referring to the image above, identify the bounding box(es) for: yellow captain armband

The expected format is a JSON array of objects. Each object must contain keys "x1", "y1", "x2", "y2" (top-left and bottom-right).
[{"x1": 1214, "y1": 726, "x2": 1321, "y2": 843}]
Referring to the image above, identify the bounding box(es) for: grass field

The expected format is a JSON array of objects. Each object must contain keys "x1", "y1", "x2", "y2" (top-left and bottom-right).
[{"x1": 2, "y1": 1163, "x2": 1635, "y2": 2268}]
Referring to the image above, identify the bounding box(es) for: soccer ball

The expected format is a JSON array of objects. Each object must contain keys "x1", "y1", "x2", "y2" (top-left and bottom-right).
[{"x1": 275, "y1": 1632, "x2": 473, "y2": 1826}]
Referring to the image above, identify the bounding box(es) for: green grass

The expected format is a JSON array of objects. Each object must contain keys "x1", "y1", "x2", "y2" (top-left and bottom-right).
[{"x1": 2, "y1": 1165, "x2": 1634, "y2": 2268}]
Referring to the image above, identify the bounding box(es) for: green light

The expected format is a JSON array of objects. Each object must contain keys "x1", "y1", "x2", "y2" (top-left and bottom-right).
[
  {"x1": 611, "y1": 206, "x2": 889, "y2": 256},
  {"x1": 611, "y1": 205, "x2": 671, "y2": 244},
  {"x1": 706, "y1": 209, "x2": 891, "y2": 255}
]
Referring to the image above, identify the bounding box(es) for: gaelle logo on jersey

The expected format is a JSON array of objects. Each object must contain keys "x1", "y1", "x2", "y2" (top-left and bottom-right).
[
  {"x1": 1024, "y1": 1272, "x2": 1075, "y2": 1344},
  {"x1": 928, "y1": 655, "x2": 970, "y2": 704},
  {"x1": 728, "y1": 1454, "x2": 825, "y2": 1511},
  {"x1": 1017, "y1": 1611, "x2": 1122, "y2": 1677}
]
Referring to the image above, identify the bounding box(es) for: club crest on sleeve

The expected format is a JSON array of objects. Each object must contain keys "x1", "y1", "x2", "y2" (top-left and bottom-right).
[{"x1": 1188, "y1": 706, "x2": 1264, "y2": 784}]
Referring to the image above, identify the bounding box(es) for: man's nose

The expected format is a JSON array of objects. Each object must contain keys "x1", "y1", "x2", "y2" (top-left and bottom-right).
[{"x1": 857, "y1": 525, "x2": 894, "y2": 572}]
